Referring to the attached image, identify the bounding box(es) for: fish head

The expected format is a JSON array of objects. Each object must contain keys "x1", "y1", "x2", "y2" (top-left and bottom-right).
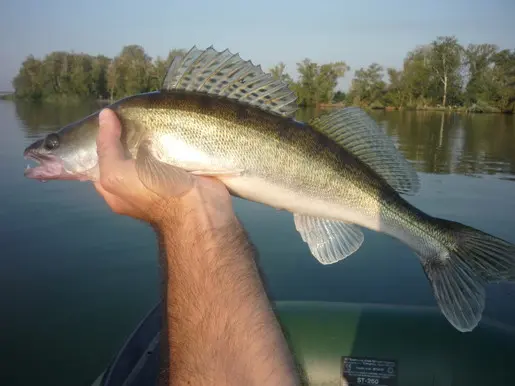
[{"x1": 24, "y1": 111, "x2": 100, "y2": 181}]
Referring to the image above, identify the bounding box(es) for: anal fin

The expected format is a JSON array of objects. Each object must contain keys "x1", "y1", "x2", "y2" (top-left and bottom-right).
[{"x1": 294, "y1": 214, "x2": 364, "y2": 265}]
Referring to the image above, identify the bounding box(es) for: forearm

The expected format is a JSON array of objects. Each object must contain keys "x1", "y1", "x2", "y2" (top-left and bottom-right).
[{"x1": 156, "y1": 196, "x2": 299, "y2": 386}]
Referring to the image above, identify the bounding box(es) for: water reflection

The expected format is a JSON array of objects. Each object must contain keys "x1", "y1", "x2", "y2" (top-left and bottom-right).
[
  {"x1": 370, "y1": 110, "x2": 515, "y2": 178},
  {"x1": 15, "y1": 100, "x2": 106, "y2": 138},
  {"x1": 15, "y1": 101, "x2": 515, "y2": 180}
]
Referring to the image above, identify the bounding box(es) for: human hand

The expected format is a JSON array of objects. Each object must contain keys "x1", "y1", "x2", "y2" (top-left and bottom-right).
[{"x1": 93, "y1": 108, "x2": 235, "y2": 229}]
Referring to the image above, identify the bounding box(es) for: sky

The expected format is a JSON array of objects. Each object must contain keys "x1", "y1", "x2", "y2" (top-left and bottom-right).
[{"x1": 1, "y1": 0, "x2": 514, "y2": 91}]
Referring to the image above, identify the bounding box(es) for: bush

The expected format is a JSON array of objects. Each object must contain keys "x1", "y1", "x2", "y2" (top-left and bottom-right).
[
  {"x1": 370, "y1": 101, "x2": 385, "y2": 109},
  {"x1": 467, "y1": 101, "x2": 501, "y2": 113}
]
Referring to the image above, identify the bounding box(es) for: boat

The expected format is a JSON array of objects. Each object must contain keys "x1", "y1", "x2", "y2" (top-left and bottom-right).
[{"x1": 92, "y1": 301, "x2": 515, "y2": 385}]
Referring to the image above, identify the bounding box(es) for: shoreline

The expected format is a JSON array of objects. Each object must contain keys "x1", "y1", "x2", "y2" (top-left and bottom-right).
[
  {"x1": 3, "y1": 95, "x2": 513, "y2": 115},
  {"x1": 318, "y1": 103, "x2": 514, "y2": 114}
]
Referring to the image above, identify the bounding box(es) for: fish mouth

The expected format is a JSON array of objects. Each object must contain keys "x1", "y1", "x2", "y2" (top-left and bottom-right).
[{"x1": 23, "y1": 150, "x2": 68, "y2": 181}]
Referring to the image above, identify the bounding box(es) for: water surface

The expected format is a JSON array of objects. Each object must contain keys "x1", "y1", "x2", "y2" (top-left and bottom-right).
[{"x1": 1, "y1": 101, "x2": 515, "y2": 385}]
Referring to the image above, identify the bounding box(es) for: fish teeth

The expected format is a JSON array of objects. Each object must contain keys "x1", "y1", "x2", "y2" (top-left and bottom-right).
[{"x1": 26, "y1": 164, "x2": 31, "y2": 170}]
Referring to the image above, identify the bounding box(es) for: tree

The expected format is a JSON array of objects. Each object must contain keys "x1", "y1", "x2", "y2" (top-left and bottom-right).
[
  {"x1": 429, "y1": 36, "x2": 464, "y2": 107},
  {"x1": 317, "y1": 62, "x2": 349, "y2": 103},
  {"x1": 384, "y1": 68, "x2": 405, "y2": 108},
  {"x1": 401, "y1": 47, "x2": 433, "y2": 106},
  {"x1": 295, "y1": 59, "x2": 318, "y2": 106},
  {"x1": 347, "y1": 63, "x2": 385, "y2": 106},
  {"x1": 269, "y1": 62, "x2": 293, "y2": 84},
  {"x1": 40, "y1": 51, "x2": 69, "y2": 96},
  {"x1": 490, "y1": 49, "x2": 515, "y2": 111},
  {"x1": 117, "y1": 45, "x2": 153, "y2": 96},
  {"x1": 106, "y1": 45, "x2": 154, "y2": 98},
  {"x1": 150, "y1": 49, "x2": 187, "y2": 90},
  {"x1": 293, "y1": 59, "x2": 348, "y2": 106},
  {"x1": 464, "y1": 43, "x2": 498, "y2": 104},
  {"x1": 333, "y1": 90, "x2": 346, "y2": 103},
  {"x1": 12, "y1": 55, "x2": 44, "y2": 100},
  {"x1": 91, "y1": 55, "x2": 111, "y2": 99},
  {"x1": 69, "y1": 54, "x2": 93, "y2": 97},
  {"x1": 107, "y1": 56, "x2": 123, "y2": 100},
  {"x1": 13, "y1": 52, "x2": 111, "y2": 101}
]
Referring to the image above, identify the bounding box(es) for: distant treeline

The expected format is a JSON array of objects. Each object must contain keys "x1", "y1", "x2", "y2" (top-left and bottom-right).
[
  {"x1": 12, "y1": 46, "x2": 184, "y2": 102},
  {"x1": 11, "y1": 36, "x2": 515, "y2": 113}
]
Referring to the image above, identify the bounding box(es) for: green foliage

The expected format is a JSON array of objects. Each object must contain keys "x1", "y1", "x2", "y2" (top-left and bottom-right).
[
  {"x1": 464, "y1": 43, "x2": 498, "y2": 104},
  {"x1": 333, "y1": 91, "x2": 346, "y2": 103},
  {"x1": 346, "y1": 63, "x2": 386, "y2": 106},
  {"x1": 149, "y1": 49, "x2": 186, "y2": 91},
  {"x1": 347, "y1": 36, "x2": 514, "y2": 113},
  {"x1": 269, "y1": 62, "x2": 293, "y2": 84},
  {"x1": 429, "y1": 36, "x2": 463, "y2": 106},
  {"x1": 106, "y1": 45, "x2": 153, "y2": 99},
  {"x1": 13, "y1": 46, "x2": 187, "y2": 102},
  {"x1": 400, "y1": 47, "x2": 433, "y2": 106},
  {"x1": 91, "y1": 55, "x2": 111, "y2": 99},
  {"x1": 277, "y1": 59, "x2": 348, "y2": 106},
  {"x1": 11, "y1": 39, "x2": 515, "y2": 113},
  {"x1": 467, "y1": 101, "x2": 501, "y2": 113},
  {"x1": 489, "y1": 49, "x2": 515, "y2": 112},
  {"x1": 13, "y1": 55, "x2": 45, "y2": 100}
]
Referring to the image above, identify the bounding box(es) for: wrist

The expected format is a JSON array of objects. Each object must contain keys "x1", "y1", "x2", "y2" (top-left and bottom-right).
[{"x1": 151, "y1": 183, "x2": 238, "y2": 235}]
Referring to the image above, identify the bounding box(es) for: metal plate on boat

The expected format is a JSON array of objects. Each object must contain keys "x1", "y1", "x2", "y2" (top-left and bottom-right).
[{"x1": 341, "y1": 356, "x2": 397, "y2": 386}]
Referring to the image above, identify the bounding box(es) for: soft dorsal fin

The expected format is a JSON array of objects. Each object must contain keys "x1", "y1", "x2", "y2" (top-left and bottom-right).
[
  {"x1": 162, "y1": 46, "x2": 298, "y2": 118},
  {"x1": 310, "y1": 107, "x2": 420, "y2": 195}
]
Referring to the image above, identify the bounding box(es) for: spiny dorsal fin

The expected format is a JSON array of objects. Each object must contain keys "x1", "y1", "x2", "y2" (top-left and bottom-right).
[
  {"x1": 311, "y1": 107, "x2": 420, "y2": 195},
  {"x1": 162, "y1": 46, "x2": 298, "y2": 118}
]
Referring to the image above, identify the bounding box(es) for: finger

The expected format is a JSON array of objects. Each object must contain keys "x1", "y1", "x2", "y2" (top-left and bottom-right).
[{"x1": 97, "y1": 108, "x2": 126, "y2": 173}]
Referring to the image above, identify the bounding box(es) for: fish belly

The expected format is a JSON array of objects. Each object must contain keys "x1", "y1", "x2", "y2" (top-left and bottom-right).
[{"x1": 219, "y1": 175, "x2": 384, "y2": 232}]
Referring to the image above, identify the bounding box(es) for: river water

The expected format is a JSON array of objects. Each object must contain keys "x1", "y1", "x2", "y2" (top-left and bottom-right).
[{"x1": 1, "y1": 100, "x2": 514, "y2": 385}]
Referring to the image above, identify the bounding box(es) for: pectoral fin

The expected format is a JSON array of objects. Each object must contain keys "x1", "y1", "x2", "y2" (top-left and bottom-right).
[
  {"x1": 135, "y1": 140, "x2": 194, "y2": 198},
  {"x1": 294, "y1": 214, "x2": 364, "y2": 265}
]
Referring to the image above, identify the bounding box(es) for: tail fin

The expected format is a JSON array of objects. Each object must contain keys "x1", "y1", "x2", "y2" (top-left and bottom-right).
[{"x1": 421, "y1": 220, "x2": 515, "y2": 332}]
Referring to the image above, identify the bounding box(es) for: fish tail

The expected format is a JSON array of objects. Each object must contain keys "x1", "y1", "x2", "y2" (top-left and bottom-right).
[{"x1": 420, "y1": 218, "x2": 515, "y2": 332}]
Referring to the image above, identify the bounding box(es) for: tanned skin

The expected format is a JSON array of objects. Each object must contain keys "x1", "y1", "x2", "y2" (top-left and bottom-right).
[{"x1": 93, "y1": 109, "x2": 300, "y2": 386}]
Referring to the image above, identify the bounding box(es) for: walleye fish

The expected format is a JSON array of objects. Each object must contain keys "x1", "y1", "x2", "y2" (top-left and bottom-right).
[{"x1": 24, "y1": 46, "x2": 515, "y2": 332}]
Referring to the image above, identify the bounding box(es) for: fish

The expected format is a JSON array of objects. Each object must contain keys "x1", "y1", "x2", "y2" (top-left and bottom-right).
[{"x1": 24, "y1": 46, "x2": 515, "y2": 332}]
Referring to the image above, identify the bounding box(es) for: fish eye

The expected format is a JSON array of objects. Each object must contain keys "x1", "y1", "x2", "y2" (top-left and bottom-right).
[{"x1": 44, "y1": 133, "x2": 60, "y2": 150}]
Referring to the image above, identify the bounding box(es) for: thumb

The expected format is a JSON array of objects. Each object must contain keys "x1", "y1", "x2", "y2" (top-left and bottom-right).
[{"x1": 97, "y1": 108, "x2": 126, "y2": 171}]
